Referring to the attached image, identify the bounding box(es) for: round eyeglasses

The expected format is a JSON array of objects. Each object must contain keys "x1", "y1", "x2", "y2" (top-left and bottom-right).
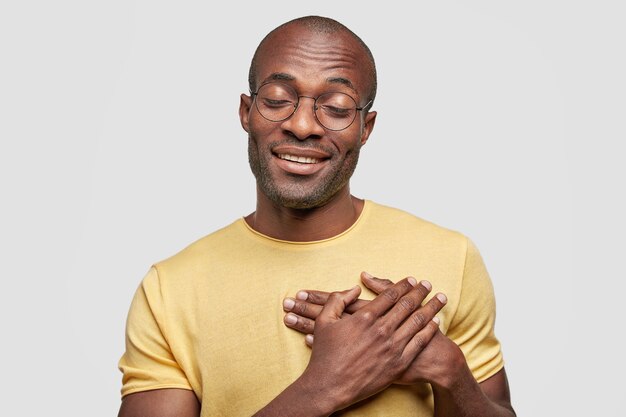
[{"x1": 251, "y1": 82, "x2": 372, "y2": 131}]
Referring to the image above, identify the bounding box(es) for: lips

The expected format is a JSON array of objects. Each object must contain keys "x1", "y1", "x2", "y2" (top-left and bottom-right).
[
  {"x1": 272, "y1": 146, "x2": 330, "y2": 164},
  {"x1": 271, "y1": 146, "x2": 331, "y2": 175}
]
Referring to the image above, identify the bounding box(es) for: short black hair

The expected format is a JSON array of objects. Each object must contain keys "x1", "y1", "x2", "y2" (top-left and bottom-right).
[{"x1": 248, "y1": 16, "x2": 377, "y2": 110}]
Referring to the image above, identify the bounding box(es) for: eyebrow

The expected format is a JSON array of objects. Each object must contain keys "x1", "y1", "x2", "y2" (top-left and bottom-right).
[
  {"x1": 326, "y1": 77, "x2": 356, "y2": 92},
  {"x1": 262, "y1": 72, "x2": 295, "y2": 84},
  {"x1": 260, "y1": 73, "x2": 357, "y2": 93}
]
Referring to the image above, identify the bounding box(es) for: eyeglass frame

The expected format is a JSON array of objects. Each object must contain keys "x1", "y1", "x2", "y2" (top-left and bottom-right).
[{"x1": 250, "y1": 82, "x2": 373, "y2": 131}]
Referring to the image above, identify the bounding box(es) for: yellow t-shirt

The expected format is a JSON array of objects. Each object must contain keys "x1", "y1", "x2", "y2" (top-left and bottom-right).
[{"x1": 119, "y1": 201, "x2": 503, "y2": 416}]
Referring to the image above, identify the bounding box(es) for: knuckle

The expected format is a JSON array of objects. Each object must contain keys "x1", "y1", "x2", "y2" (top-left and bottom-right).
[
  {"x1": 307, "y1": 292, "x2": 322, "y2": 303},
  {"x1": 295, "y1": 302, "x2": 308, "y2": 315},
  {"x1": 328, "y1": 292, "x2": 342, "y2": 302},
  {"x1": 416, "y1": 285, "x2": 429, "y2": 298},
  {"x1": 303, "y1": 319, "x2": 314, "y2": 333},
  {"x1": 411, "y1": 312, "x2": 426, "y2": 329},
  {"x1": 413, "y1": 335, "x2": 426, "y2": 350},
  {"x1": 376, "y1": 322, "x2": 391, "y2": 338},
  {"x1": 400, "y1": 296, "x2": 416, "y2": 312},
  {"x1": 429, "y1": 299, "x2": 443, "y2": 313},
  {"x1": 360, "y1": 310, "x2": 376, "y2": 323},
  {"x1": 383, "y1": 288, "x2": 400, "y2": 302}
]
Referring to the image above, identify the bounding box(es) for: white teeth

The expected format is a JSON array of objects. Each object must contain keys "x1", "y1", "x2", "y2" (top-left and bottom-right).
[{"x1": 278, "y1": 154, "x2": 321, "y2": 164}]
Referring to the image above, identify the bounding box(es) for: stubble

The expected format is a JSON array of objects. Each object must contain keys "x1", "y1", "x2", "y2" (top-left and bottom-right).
[{"x1": 247, "y1": 135, "x2": 361, "y2": 209}]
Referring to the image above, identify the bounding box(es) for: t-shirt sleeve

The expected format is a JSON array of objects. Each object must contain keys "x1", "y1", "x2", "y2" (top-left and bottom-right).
[
  {"x1": 118, "y1": 267, "x2": 192, "y2": 397},
  {"x1": 446, "y1": 238, "x2": 504, "y2": 383}
]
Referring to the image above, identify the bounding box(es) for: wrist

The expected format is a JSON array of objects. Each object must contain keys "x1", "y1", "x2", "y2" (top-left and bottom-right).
[
  {"x1": 430, "y1": 346, "x2": 470, "y2": 391},
  {"x1": 290, "y1": 370, "x2": 342, "y2": 417},
  {"x1": 253, "y1": 368, "x2": 344, "y2": 417}
]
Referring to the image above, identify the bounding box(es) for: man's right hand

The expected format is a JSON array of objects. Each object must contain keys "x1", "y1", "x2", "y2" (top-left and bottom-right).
[
  {"x1": 283, "y1": 272, "x2": 459, "y2": 388},
  {"x1": 290, "y1": 277, "x2": 445, "y2": 414}
]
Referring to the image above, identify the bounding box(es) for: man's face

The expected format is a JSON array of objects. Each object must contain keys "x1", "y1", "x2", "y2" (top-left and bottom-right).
[{"x1": 240, "y1": 25, "x2": 377, "y2": 209}]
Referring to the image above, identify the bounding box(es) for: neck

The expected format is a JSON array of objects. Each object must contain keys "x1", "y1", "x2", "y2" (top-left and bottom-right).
[{"x1": 245, "y1": 186, "x2": 364, "y2": 242}]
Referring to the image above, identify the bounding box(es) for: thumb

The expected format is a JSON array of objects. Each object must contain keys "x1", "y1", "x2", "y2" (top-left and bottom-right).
[
  {"x1": 317, "y1": 286, "x2": 361, "y2": 328},
  {"x1": 360, "y1": 271, "x2": 394, "y2": 295}
]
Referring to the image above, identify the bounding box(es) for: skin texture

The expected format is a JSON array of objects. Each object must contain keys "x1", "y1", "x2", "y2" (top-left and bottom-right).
[
  {"x1": 117, "y1": 389, "x2": 200, "y2": 417},
  {"x1": 243, "y1": 25, "x2": 374, "y2": 212},
  {"x1": 254, "y1": 278, "x2": 445, "y2": 416},
  {"x1": 118, "y1": 19, "x2": 515, "y2": 417},
  {"x1": 239, "y1": 23, "x2": 376, "y2": 241},
  {"x1": 282, "y1": 272, "x2": 516, "y2": 416}
]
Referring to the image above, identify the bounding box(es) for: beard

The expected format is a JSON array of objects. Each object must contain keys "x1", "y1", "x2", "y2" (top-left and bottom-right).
[{"x1": 248, "y1": 134, "x2": 361, "y2": 209}]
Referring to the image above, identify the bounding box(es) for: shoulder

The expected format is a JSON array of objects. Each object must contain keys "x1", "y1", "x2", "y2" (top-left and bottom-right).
[
  {"x1": 149, "y1": 219, "x2": 245, "y2": 284},
  {"x1": 365, "y1": 200, "x2": 468, "y2": 247}
]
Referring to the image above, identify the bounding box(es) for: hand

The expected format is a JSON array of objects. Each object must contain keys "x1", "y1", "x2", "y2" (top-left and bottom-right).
[
  {"x1": 282, "y1": 272, "x2": 435, "y2": 344},
  {"x1": 296, "y1": 277, "x2": 445, "y2": 412},
  {"x1": 284, "y1": 273, "x2": 465, "y2": 387}
]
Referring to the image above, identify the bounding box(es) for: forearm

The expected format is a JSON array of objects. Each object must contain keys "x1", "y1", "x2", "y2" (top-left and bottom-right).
[
  {"x1": 432, "y1": 365, "x2": 515, "y2": 417},
  {"x1": 251, "y1": 373, "x2": 338, "y2": 417}
]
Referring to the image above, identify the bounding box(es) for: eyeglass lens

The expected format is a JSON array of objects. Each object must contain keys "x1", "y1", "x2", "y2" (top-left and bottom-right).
[{"x1": 255, "y1": 83, "x2": 358, "y2": 131}]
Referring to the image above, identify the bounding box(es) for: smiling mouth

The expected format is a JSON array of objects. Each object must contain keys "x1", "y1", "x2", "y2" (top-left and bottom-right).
[{"x1": 277, "y1": 154, "x2": 322, "y2": 164}]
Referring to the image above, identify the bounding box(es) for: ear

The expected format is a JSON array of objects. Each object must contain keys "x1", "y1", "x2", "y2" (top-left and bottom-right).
[
  {"x1": 359, "y1": 110, "x2": 377, "y2": 146},
  {"x1": 239, "y1": 93, "x2": 253, "y2": 133}
]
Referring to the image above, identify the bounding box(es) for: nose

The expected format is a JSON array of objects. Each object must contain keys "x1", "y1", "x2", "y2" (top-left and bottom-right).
[{"x1": 280, "y1": 96, "x2": 325, "y2": 140}]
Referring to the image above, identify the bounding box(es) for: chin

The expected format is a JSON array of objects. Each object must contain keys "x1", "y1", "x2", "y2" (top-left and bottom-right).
[
  {"x1": 249, "y1": 138, "x2": 357, "y2": 210},
  {"x1": 255, "y1": 165, "x2": 356, "y2": 210},
  {"x1": 266, "y1": 188, "x2": 335, "y2": 210}
]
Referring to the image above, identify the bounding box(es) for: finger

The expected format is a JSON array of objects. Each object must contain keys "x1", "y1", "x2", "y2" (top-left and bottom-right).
[
  {"x1": 355, "y1": 277, "x2": 417, "y2": 319},
  {"x1": 305, "y1": 334, "x2": 314, "y2": 347},
  {"x1": 400, "y1": 317, "x2": 441, "y2": 362},
  {"x1": 296, "y1": 290, "x2": 369, "y2": 314},
  {"x1": 316, "y1": 286, "x2": 361, "y2": 328},
  {"x1": 283, "y1": 297, "x2": 323, "y2": 319},
  {"x1": 385, "y1": 280, "x2": 433, "y2": 329},
  {"x1": 360, "y1": 271, "x2": 394, "y2": 294},
  {"x1": 296, "y1": 289, "x2": 330, "y2": 304},
  {"x1": 283, "y1": 313, "x2": 316, "y2": 334},
  {"x1": 344, "y1": 299, "x2": 370, "y2": 314},
  {"x1": 396, "y1": 292, "x2": 447, "y2": 344},
  {"x1": 299, "y1": 272, "x2": 394, "y2": 302}
]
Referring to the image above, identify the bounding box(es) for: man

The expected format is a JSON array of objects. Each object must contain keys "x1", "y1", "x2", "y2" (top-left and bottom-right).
[{"x1": 118, "y1": 16, "x2": 515, "y2": 417}]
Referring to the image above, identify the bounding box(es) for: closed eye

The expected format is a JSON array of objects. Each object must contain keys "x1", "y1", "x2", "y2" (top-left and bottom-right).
[
  {"x1": 320, "y1": 105, "x2": 352, "y2": 118},
  {"x1": 262, "y1": 99, "x2": 294, "y2": 108}
]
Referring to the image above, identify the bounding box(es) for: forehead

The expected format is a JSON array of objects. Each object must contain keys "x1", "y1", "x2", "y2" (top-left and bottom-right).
[{"x1": 254, "y1": 25, "x2": 371, "y2": 97}]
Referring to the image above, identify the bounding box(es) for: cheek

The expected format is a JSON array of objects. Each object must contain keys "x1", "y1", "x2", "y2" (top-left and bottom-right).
[
  {"x1": 249, "y1": 110, "x2": 277, "y2": 132},
  {"x1": 249, "y1": 121, "x2": 282, "y2": 148},
  {"x1": 332, "y1": 132, "x2": 363, "y2": 155}
]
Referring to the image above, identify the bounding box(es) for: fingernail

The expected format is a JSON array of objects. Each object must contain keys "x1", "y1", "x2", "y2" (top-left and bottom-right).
[
  {"x1": 420, "y1": 280, "x2": 431, "y2": 290},
  {"x1": 408, "y1": 277, "x2": 418, "y2": 286},
  {"x1": 362, "y1": 271, "x2": 373, "y2": 279},
  {"x1": 432, "y1": 316, "x2": 441, "y2": 325},
  {"x1": 296, "y1": 291, "x2": 308, "y2": 301},
  {"x1": 305, "y1": 334, "x2": 314, "y2": 345},
  {"x1": 436, "y1": 293, "x2": 447, "y2": 303},
  {"x1": 284, "y1": 314, "x2": 297, "y2": 325},
  {"x1": 283, "y1": 298, "x2": 295, "y2": 311}
]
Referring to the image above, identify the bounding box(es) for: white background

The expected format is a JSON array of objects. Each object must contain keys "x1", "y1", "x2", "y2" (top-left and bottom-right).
[{"x1": 1, "y1": 1, "x2": 624, "y2": 416}]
